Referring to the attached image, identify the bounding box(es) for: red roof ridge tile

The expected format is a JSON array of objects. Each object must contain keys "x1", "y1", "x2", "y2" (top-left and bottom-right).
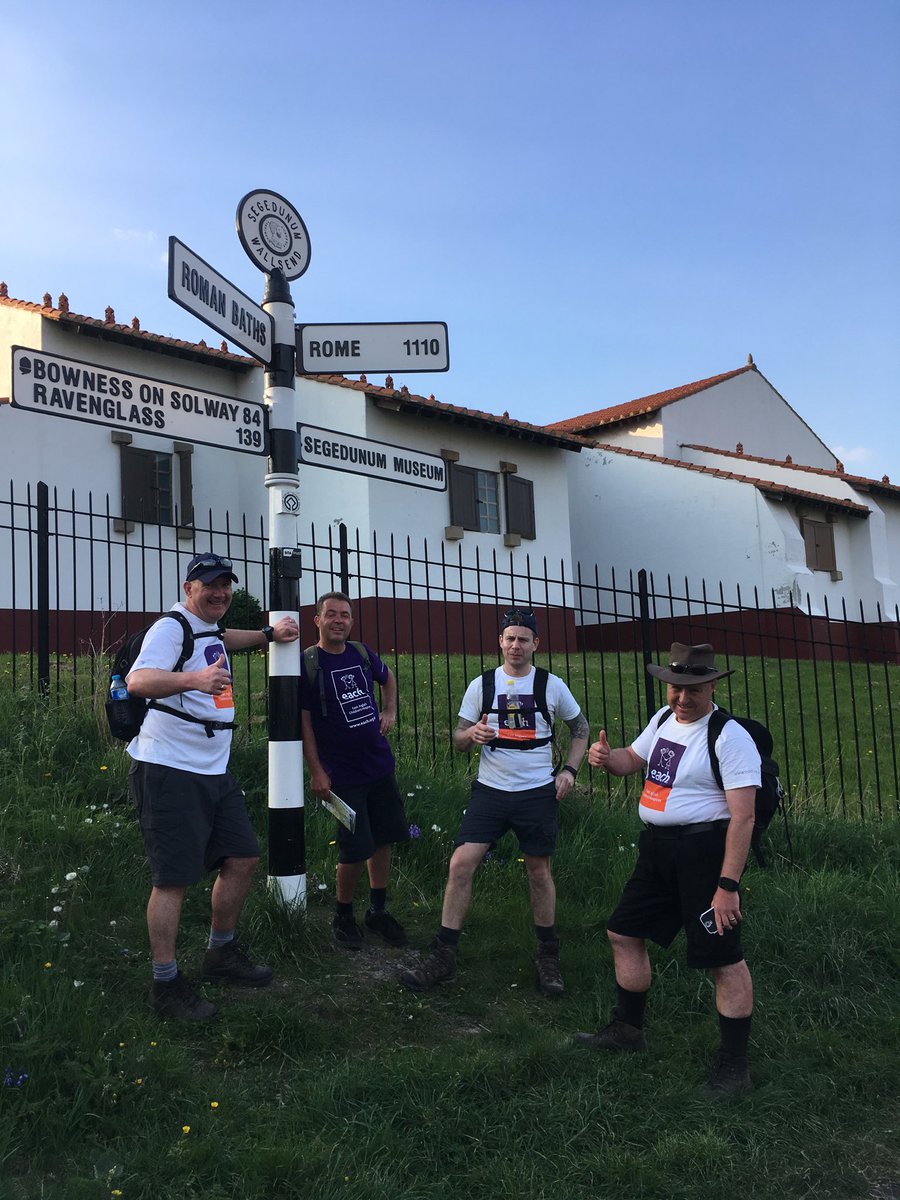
[
  {"x1": 679, "y1": 444, "x2": 899, "y2": 495},
  {"x1": 592, "y1": 442, "x2": 870, "y2": 515},
  {"x1": 545, "y1": 365, "x2": 755, "y2": 434}
]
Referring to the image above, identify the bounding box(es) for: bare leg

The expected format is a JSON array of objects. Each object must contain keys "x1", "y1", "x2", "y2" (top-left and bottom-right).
[
  {"x1": 710, "y1": 960, "x2": 753, "y2": 1018},
  {"x1": 608, "y1": 930, "x2": 652, "y2": 992},
  {"x1": 336, "y1": 860, "x2": 366, "y2": 905},
  {"x1": 366, "y1": 844, "x2": 392, "y2": 890},
  {"x1": 147, "y1": 885, "x2": 187, "y2": 962},
  {"x1": 210, "y1": 856, "x2": 258, "y2": 932},
  {"x1": 525, "y1": 856, "x2": 556, "y2": 926},
  {"x1": 440, "y1": 842, "x2": 491, "y2": 929}
]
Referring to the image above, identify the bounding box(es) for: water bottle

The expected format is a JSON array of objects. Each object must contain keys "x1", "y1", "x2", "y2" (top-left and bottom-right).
[{"x1": 109, "y1": 674, "x2": 129, "y2": 701}]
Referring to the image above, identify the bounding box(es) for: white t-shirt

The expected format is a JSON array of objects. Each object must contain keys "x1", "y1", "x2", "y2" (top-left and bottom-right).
[
  {"x1": 458, "y1": 665, "x2": 582, "y2": 791},
  {"x1": 126, "y1": 603, "x2": 233, "y2": 775},
  {"x1": 630, "y1": 705, "x2": 761, "y2": 826}
]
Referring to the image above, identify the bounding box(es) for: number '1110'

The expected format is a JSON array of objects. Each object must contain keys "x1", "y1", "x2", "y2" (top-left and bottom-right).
[{"x1": 403, "y1": 338, "x2": 442, "y2": 356}]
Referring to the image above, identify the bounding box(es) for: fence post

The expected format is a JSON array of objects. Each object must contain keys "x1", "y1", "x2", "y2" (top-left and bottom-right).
[
  {"x1": 36, "y1": 481, "x2": 50, "y2": 695},
  {"x1": 638, "y1": 568, "x2": 655, "y2": 720},
  {"x1": 338, "y1": 522, "x2": 350, "y2": 594}
]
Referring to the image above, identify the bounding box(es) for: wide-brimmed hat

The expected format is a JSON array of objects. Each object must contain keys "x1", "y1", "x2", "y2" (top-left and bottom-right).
[
  {"x1": 647, "y1": 642, "x2": 733, "y2": 685},
  {"x1": 185, "y1": 552, "x2": 239, "y2": 585}
]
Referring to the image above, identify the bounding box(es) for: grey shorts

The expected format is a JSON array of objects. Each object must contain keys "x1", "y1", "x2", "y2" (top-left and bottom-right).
[{"x1": 129, "y1": 760, "x2": 260, "y2": 887}]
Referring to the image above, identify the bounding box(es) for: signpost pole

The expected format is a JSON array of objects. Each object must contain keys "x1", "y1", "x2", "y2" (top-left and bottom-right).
[{"x1": 262, "y1": 268, "x2": 305, "y2": 907}]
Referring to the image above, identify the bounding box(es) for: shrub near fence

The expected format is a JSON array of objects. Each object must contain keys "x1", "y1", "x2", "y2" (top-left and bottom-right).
[{"x1": 1, "y1": 481, "x2": 898, "y2": 819}]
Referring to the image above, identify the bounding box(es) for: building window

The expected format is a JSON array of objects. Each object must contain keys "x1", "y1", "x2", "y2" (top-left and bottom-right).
[
  {"x1": 802, "y1": 517, "x2": 836, "y2": 572},
  {"x1": 122, "y1": 446, "x2": 173, "y2": 524},
  {"x1": 449, "y1": 464, "x2": 500, "y2": 533},
  {"x1": 505, "y1": 474, "x2": 535, "y2": 540}
]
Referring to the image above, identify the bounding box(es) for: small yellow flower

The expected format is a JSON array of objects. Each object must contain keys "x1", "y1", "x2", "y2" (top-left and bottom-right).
[
  {"x1": 328, "y1": 840, "x2": 336, "y2": 846},
  {"x1": 149, "y1": 1041, "x2": 157, "y2": 1047},
  {"x1": 182, "y1": 1125, "x2": 191, "y2": 1135},
  {"x1": 100, "y1": 765, "x2": 109, "y2": 771},
  {"x1": 517, "y1": 857, "x2": 525, "y2": 863},
  {"x1": 44, "y1": 962, "x2": 52, "y2": 969},
  {"x1": 134, "y1": 1078, "x2": 143, "y2": 1086},
  {"x1": 210, "y1": 1100, "x2": 219, "y2": 1109},
  {"x1": 118, "y1": 1042, "x2": 125, "y2": 1048},
  {"x1": 111, "y1": 1191, "x2": 123, "y2": 1197}
]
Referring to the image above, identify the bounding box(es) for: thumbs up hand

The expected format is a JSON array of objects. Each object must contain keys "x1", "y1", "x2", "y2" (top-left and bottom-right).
[
  {"x1": 198, "y1": 652, "x2": 232, "y2": 696},
  {"x1": 470, "y1": 713, "x2": 493, "y2": 745},
  {"x1": 588, "y1": 729, "x2": 611, "y2": 769}
]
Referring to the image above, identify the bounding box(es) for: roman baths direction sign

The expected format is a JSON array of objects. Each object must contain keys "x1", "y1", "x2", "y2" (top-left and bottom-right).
[
  {"x1": 11, "y1": 347, "x2": 267, "y2": 454},
  {"x1": 295, "y1": 322, "x2": 450, "y2": 375},
  {"x1": 298, "y1": 425, "x2": 447, "y2": 490},
  {"x1": 168, "y1": 237, "x2": 274, "y2": 363}
]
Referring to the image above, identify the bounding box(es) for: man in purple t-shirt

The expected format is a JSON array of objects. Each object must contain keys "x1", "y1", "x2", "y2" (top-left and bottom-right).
[{"x1": 300, "y1": 592, "x2": 409, "y2": 949}]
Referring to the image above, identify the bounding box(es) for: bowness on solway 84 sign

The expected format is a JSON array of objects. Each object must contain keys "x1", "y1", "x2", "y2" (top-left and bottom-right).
[{"x1": 11, "y1": 347, "x2": 267, "y2": 454}]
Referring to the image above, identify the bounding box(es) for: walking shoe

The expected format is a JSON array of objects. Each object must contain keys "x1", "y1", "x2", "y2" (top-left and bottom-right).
[
  {"x1": 332, "y1": 911, "x2": 364, "y2": 950},
  {"x1": 400, "y1": 939, "x2": 457, "y2": 990},
  {"x1": 575, "y1": 1017, "x2": 647, "y2": 1052},
  {"x1": 148, "y1": 972, "x2": 219, "y2": 1021},
  {"x1": 702, "y1": 1053, "x2": 752, "y2": 1098},
  {"x1": 535, "y1": 939, "x2": 565, "y2": 997},
  {"x1": 201, "y1": 941, "x2": 274, "y2": 987},
  {"x1": 364, "y1": 908, "x2": 408, "y2": 946}
]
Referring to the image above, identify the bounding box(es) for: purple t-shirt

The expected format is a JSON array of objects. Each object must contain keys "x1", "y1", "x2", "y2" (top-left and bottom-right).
[{"x1": 300, "y1": 643, "x2": 395, "y2": 788}]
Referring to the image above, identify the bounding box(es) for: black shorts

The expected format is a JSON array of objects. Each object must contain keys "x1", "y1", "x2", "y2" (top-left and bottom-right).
[
  {"x1": 607, "y1": 823, "x2": 744, "y2": 969},
  {"x1": 129, "y1": 761, "x2": 260, "y2": 887},
  {"x1": 334, "y1": 774, "x2": 409, "y2": 864},
  {"x1": 455, "y1": 779, "x2": 559, "y2": 858}
]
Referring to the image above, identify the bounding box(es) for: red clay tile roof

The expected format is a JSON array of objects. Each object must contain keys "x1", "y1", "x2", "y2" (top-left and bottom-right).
[
  {"x1": 680, "y1": 444, "x2": 900, "y2": 497},
  {"x1": 594, "y1": 443, "x2": 871, "y2": 518},
  {"x1": 545, "y1": 366, "x2": 755, "y2": 434},
  {"x1": 304, "y1": 373, "x2": 584, "y2": 450},
  {"x1": 0, "y1": 287, "x2": 256, "y2": 371}
]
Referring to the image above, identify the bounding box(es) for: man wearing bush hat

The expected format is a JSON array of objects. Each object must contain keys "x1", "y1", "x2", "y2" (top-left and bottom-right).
[
  {"x1": 577, "y1": 642, "x2": 761, "y2": 1097},
  {"x1": 127, "y1": 551, "x2": 298, "y2": 1020}
]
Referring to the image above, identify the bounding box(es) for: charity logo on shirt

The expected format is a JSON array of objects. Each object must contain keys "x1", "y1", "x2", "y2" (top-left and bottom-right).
[
  {"x1": 204, "y1": 642, "x2": 232, "y2": 709},
  {"x1": 640, "y1": 738, "x2": 686, "y2": 811},
  {"x1": 496, "y1": 682, "x2": 538, "y2": 742},
  {"x1": 331, "y1": 665, "x2": 377, "y2": 729}
]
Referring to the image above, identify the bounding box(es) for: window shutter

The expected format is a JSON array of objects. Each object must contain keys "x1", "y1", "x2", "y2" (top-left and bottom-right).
[
  {"x1": 450, "y1": 464, "x2": 480, "y2": 531},
  {"x1": 506, "y1": 474, "x2": 535, "y2": 540}
]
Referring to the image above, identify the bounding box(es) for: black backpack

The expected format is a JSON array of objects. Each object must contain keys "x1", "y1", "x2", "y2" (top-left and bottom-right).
[
  {"x1": 655, "y1": 706, "x2": 792, "y2": 866},
  {"x1": 105, "y1": 611, "x2": 234, "y2": 742},
  {"x1": 303, "y1": 642, "x2": 372, "y2": 717},
  {"x1": 480, "y1": 666, "x2": 557, "y2": 758}
]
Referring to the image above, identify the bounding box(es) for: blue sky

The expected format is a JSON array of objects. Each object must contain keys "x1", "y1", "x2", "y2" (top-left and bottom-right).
[{"x1": 3, "y1": 1, "x2": 898, "y2": 480}]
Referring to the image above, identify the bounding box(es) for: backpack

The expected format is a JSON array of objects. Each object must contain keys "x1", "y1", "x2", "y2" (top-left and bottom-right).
[
  {"x1": 655, "y1": 706, "x2": 792, "y2": 867},
  {"x1": 303, "y1": 642, "x2": 372, "y2": 717},
  {"x1": 105, "y1": 611, "x2": 234, "y2": 742},
  {"x1": 480, "y1": 666, "x2": 558, "y2": 761}
]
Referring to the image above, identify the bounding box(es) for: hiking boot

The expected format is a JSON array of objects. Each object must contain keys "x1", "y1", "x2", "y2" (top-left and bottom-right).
[
  {"x1": 364, "y1": 908, "x2": 408, "y2": 947},
  {"x1": 535, "y1": 939, "x2": 565, "y2": 997},
  {"x1": 702, "y1": 1053, "x2": 752, "y2": 1098},
  {"x1": 400, "y1": 939, "x2": 457, "y2": 990},
  {"x1": 575, "y1": 1017, "x2": 647, "y2": 1052},
  {"x1": 333, "y1": 911, "x2": 364, "y2": 950},
  {"x1": 201, "y1": 941, "x2": 273, "y2": 987},
  {"x1": 148, "y1": 972, "x2": 218, "y2": 1021}
]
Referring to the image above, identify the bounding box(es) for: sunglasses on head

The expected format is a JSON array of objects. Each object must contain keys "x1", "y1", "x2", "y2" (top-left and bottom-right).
[
  {"x1": 503, "y1": 608, "x2": 535, "y2": 623},
  {"x1": 188, "y1": 556, "x2": 233, "y2": 576},
  {"x1": 668, "y1": 663, "x2": 716, "y2": 675}
]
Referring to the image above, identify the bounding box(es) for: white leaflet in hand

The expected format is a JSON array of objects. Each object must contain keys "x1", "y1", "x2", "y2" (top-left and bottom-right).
[{"x1": 321, "y1": 791, "x2": 357, "y2": 833}]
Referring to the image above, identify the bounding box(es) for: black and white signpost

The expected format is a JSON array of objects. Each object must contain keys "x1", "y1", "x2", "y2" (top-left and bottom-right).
[{"x1": 163, "y1": 188, "x2": 447, "y2": 909}]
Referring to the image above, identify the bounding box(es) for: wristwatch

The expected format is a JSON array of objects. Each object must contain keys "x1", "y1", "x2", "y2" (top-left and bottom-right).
[
  {"x1": 262, "y1": 625, "x2": 275, "y2": 643},
  {"x1": 717, "y1": 876, "x2": 740, "y2": 892}
]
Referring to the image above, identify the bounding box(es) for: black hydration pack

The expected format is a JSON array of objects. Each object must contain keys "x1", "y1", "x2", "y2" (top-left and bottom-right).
[
  {"x1": 105, "y1": 612, "x2": 235, "y2": 742},
  {"x1": 655, "y1": 706, "x2": 791, "y2": 866},
  {"x1": 480, "y1": 666, "x2": 554, "y2": 752}
]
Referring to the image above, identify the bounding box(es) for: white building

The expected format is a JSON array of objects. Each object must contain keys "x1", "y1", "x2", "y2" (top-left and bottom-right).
[{"x1": 547, "y1": 363, "x2": 900, "y2": 619}]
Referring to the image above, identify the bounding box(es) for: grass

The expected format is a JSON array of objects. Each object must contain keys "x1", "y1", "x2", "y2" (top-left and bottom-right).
[{"x1": 1, "y1": 689, "x2": 899, "y2": 1199}]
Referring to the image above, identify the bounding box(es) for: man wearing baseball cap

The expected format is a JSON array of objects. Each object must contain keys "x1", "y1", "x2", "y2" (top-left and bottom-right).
[
  {"x1": 126, "y1": 551, "x2": 298, "y2": 1020},
  {"x1": 401, "y1": 607, "x2": 588, "y2": 997},
  {"x1": 577, "y1": 642, "x2": 761, "y2": 1096}
]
